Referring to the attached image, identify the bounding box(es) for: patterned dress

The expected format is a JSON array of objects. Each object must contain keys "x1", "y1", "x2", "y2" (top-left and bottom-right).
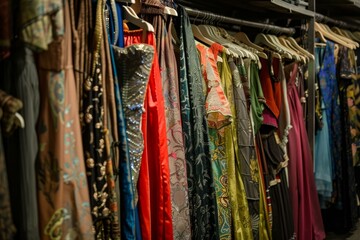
[
  {"x1": 175, "y1": 6, "x2": 219, "y2": 239},
  {"x1": 197, "y1": 43, "x2": 232, "y2": 240},
  {"x1": 141, "y1": 2, "x2": 192, "y2": 238},
  {"x1": 36, "y1": 1, "x2": 94, "y2": 239},
  {"x1": 123, "y1": 29, "x2": 173, "y2": 240}
]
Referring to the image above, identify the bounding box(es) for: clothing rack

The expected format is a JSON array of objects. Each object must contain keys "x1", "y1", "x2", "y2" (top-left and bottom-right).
[
  {"x1": 184, "y1": 6, "x2": 296, "y2": 35},
  {"x1": 315, "y1": 13, "x2": 360, "y2": 31}
]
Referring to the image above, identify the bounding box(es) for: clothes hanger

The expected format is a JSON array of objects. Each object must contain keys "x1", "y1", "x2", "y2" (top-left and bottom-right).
[
  {"x1": 261, "y1": 34, "x2": 294, "y2": 60},
  {"x1": 315, "y1": 22, "x2": 354, "y2": 49},
  {"x1": 332, "y1": 27, "x2": 360, "y2": 43},
  {"x1": 207, "y1": 26, "x2": 251, "y2": 59},
  {"x1": 122, "y1": 5, "x2": 154, "y2": 32},
  {"x1": 254, "y1": 33, "x2": 284, "y2": 59},
  {"x1": 344, "y1": 30, "x2": 360, "y2": 42},
  {"x1": 218, "y1": 27, "x2": 259, "y2": 61},
  {"x1": 197, "y1": 25, "x2": 240, "y2": 58},
  {"x1": 278, "y1": 36, "x2": 309, "y2": 62},
  {"x1": 233, "y1": 32, "x2": 264, "y2": 52},
  {"x1": 269, "y1": 35, "x2": 302, "y2": 62},
  {"x1": 219, "y1": 28, "x2": 267, "y2": 60},
  {"x1": 331, "y1": 26, "x2": 359, "y2": 47},
  {"x1": 212, "y1": 26, "x2": 259, "y2": 60},
  {"x1": 319, "y1": 23, "x2": 357, "y2": 48},
  {"x1": 354, "y1": 31, "x2": 360, "y2": 40},
  {"x1": 192, "y1": 25, "x2": 216, "y2": 46},
  {"x1": 164, "y1": 6, "x2": 178, "y2": 16},
  {"x1": 278, "y1": 37, "x2": 306, "y2": 63},
  {"x1": 285, "y1": 37, "x2": 315, "y2": 60},
  {"x1": 231, "y1": 32, "x2": 268, "y2": 60}
]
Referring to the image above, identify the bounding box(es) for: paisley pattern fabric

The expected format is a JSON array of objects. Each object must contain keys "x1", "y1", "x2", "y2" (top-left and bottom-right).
[
  {"x1": 176, "y1": 6, "x2": 219, "y2": 239},
  {"x1": 142, "y1": 4, "x2": 192, "y2": 238},
  {"x1": 36, "y1": 1, "x2": 94, "y2": 239},
  {"x1": 197, "y1": 43, "x2": 232, "y2": 240}
]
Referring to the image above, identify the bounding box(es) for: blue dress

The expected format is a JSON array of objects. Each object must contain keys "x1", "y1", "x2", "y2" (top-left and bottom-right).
[{"x1": 314, "y1": 45, "x2": 333, "y2": 208}]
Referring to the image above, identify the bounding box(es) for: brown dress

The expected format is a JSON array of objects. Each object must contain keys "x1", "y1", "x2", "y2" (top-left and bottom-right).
[{"x1": 36, "y1": 1, "x2": 94, "y2": 239}]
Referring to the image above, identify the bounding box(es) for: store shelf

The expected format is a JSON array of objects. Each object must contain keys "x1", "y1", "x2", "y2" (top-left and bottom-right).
[
  {"x1": 249, "y1": 0, "x2": 314, "y2": 17},
  {"x1": 177, "y1": 0, "x2": 315, "y2": 19},
  {"x1": 316, "y1": 0, "x2": 360, "y2": 19}
]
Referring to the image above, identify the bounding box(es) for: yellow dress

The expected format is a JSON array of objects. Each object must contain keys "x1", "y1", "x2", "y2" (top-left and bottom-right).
[{"x1": 219, "y1": 54, "x2": 254, "y2": 240}]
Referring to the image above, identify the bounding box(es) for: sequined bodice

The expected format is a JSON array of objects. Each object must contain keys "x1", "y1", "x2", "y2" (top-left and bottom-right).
[{"x1": 112, "y1": 43, "x2": 154, "y2": 201}]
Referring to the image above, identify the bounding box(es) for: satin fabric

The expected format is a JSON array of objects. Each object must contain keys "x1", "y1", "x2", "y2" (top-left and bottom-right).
[
  {"x1": 124, "y1": 29, "x2": 173, "y2": 240},
  {"x1": 141, "y1": 4, "x2": 192, "y2": 238},
  {"x1": 286, "y1": 63, "x2": 325, "y2": 240}
]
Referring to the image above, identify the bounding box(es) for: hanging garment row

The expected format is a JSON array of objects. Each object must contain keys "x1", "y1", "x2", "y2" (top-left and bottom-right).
[
  {"x1": 313, "y1": 19, "x2": 360, "y2": 234},
  {"x1": 0, "y1": 0, "x2": 360, "y2": 240}
]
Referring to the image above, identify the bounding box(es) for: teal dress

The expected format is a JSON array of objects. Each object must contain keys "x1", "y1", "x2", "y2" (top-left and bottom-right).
[
  {"x1": 176, "y1": 6, "x2": 219, "y2": 239},
  {"x1": 314, "y1": 45, "x2": 333, "y2": 208}
]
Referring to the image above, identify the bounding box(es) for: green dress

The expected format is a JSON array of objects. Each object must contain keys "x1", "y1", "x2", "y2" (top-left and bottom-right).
[{"x1": 220, "y1": 54, "x2": 254, "y2": 240}]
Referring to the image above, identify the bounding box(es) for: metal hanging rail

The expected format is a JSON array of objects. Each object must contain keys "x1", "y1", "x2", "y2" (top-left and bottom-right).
[
  {"x1": 184, "y1": 6, "x2": 296, "y2": 35},
  {"x1": 315, "y1": 13, "x2": 360, "y2": 31}
]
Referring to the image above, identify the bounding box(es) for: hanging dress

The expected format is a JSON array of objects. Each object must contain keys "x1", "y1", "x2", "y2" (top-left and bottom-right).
[
  {"x1": 105, "y1": 1, "x2": 137, "y2": 238},
  {"x1": 123, "y1": 27, "x2": 173, "y2": 240},
  {"x1": 175, "y1": 5, "x2": 219, "y2": 239},
  {"x1": 314, "y1": 44, "x2": 333, "y2": 208},
  {"x1": 0, "y1": 45, "x2": 41, "y2": 240},
  {"x1": 244, "y1": 59, "x2": 271, "y2": 240},
  {"x1": 196, "y1": 43, "x2": 232, "y2": 240},
  {"x1": 328, "y1": 45, "x2": 358, "y2": 232},
  {"x1": 285, "y1": 62, "x2": 325, "y2": 240},
  {"x1": 36, "y1": 1, "x2": 94, "y2": 239},
  {"x1": 259, "y1": 56, "x2": 295, "y2": 240},
  {"x1": 228, "y1": 57, "x2": 257, "y2": 240},
  {"x1": 141, "y1": 2, "x2": 192, "y2": 239}
]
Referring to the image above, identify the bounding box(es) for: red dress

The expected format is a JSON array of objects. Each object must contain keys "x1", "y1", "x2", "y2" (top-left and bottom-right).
[
  {"x1": 286, "y1": 63, "x2": 325, "y2": 240},
  {"x1": 124, "y1": 28, "x2": 173, "y2": 240}
]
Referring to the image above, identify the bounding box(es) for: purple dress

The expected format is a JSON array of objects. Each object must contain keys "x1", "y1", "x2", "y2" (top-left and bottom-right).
[{"x1": 286, "y1": 63, "x2": 325, "y2": 240}]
